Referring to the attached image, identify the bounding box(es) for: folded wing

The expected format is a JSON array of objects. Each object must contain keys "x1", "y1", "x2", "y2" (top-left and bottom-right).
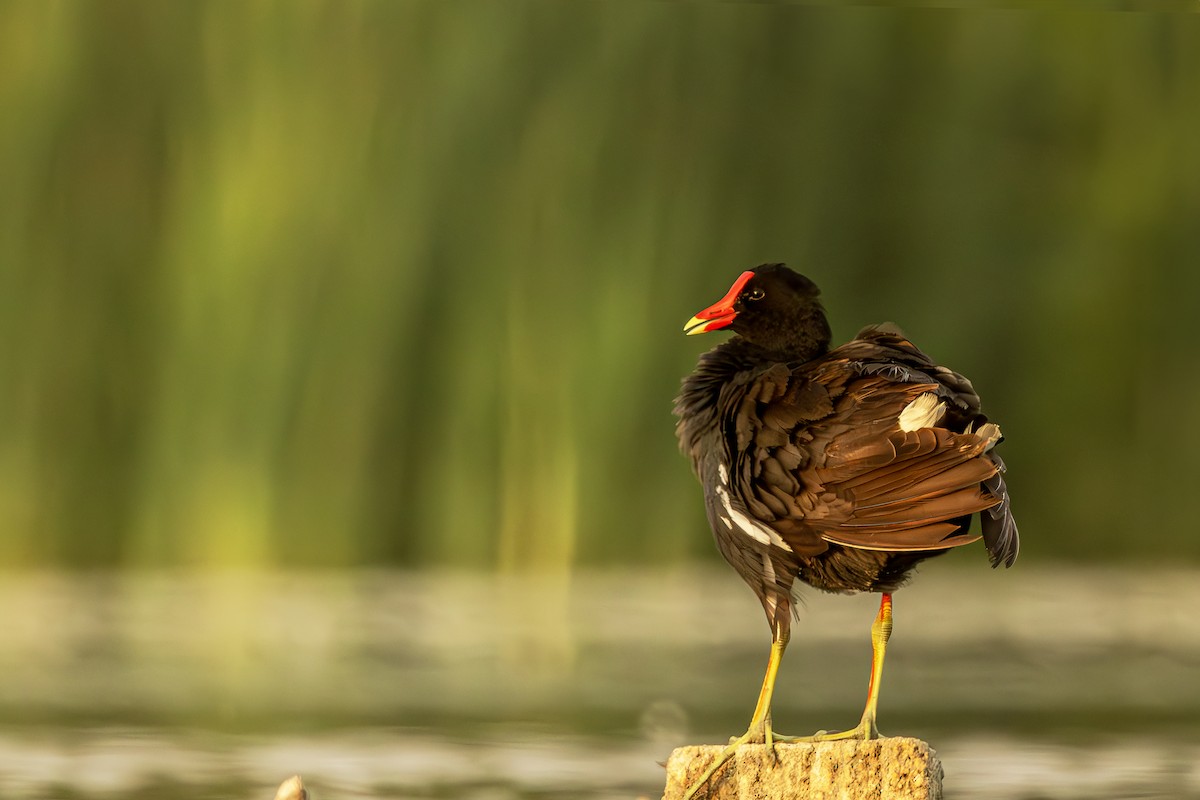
[{"x1": 726, "y1": 325, "x2": 1019, "y2": 567}]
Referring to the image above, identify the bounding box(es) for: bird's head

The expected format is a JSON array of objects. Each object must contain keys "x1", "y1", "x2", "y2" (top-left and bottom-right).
[{"x1": 684, "y1": 264, "x2": 832, "y2": 358}]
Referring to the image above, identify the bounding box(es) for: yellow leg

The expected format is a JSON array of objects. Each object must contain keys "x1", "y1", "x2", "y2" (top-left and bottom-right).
[
  {"x1": 747, "y1": 621, "x2": 789, "y2": 742},
  {"x1": 682, "y1": 621, "x2": 789, "y2": 800},
  {"x1": 683, "y1": 594, "x2": 894, "y2": 797},
  {"x1": 783, "y1": 592, "x2": 892, "y2": 742}
]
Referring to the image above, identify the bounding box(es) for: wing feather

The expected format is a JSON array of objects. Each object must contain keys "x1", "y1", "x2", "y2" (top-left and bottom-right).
[{"x1": 727, "y1": 326, "x2": 1018, "y2": 564}]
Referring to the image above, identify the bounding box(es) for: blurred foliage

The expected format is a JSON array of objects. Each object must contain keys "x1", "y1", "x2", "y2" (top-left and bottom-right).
[{"x1": 0, "y1": 2, "x2": 1197, "y2": 569}]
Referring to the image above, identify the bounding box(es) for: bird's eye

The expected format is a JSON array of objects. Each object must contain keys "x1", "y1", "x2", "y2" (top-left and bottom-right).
[{"x1": 746, "y1": 288, "x2": 765, "y2": 301}]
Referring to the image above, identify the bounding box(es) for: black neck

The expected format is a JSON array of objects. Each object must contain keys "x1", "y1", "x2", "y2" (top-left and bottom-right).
[{"x1": 736, "y1": 303, "x2": 832, "y2": 362}]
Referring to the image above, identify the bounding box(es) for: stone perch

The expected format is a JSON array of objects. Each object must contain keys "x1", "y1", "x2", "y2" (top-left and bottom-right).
[
  {"x1": 662, "y1": 738, "x2": 943, "y2": 800},
  {"x1": 273, "y1": 775, "x2": 307, "y2": 800}
]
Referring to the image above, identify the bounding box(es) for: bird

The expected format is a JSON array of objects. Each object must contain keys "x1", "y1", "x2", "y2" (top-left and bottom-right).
[{"x1": 673, "y1": 264, "x2": 1018, "y2": 798}]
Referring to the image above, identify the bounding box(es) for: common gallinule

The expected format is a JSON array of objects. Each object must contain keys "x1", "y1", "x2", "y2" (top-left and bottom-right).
[{"x1": 674, "y1": 264, "x2": 1018, "y2": 797}]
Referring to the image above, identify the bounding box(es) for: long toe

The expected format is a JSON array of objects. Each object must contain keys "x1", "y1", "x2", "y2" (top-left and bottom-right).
[
  {"x1": 770, "y1": 716, "x2": 880, "y2": 743},
  {"x1": 684, "y1": 723, "x2": 774, "y2": 800}
]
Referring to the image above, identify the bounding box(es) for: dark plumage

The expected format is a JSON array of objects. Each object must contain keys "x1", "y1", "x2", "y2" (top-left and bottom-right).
[{"x1": 673, "y1": 264, "x2": 1018, "y2": 798}]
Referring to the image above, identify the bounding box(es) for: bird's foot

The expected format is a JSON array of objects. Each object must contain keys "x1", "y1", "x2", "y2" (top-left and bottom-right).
[
  {"x1": 684, "y1": 718, "x2": 781, "y2": 800},
  {"x1": 682, "y1": 716, "x2": 881, "y2": 797},
  {"x1": 774, "y1": 715, "x2": 880, "y2": 743}
]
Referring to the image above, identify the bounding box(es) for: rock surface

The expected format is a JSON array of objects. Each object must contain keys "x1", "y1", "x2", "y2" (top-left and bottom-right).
[{"x1": 662, "y1": 738, "x2": 943, "y2": 800}]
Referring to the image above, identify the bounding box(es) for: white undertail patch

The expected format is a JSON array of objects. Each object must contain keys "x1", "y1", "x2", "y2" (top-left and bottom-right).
[
  {"x1": 975, "y1": 422, "x2": 1002, "y2": 451},
  {"x1": 898, "y1": 392, "x2": 947, "y2": 432}
]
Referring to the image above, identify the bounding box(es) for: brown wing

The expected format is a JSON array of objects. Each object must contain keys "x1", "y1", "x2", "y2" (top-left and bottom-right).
[{"x1": 727, "y1": 324, "x2": 1019, "y2": 566}]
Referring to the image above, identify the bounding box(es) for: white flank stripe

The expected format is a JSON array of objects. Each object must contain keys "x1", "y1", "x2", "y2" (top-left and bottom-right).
[
  {"x1": 715, "y1": 483, "x2": 794, "y2": 553},
  {"x1": 761, "y1": 553, "x2": 778, "y2": 618}
]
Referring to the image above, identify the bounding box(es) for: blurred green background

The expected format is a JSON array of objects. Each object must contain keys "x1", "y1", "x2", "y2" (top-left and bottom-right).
[
  {"x1": 4, "y1": 4, "x2": 1200, "y2": 799},
  {"x1": 2, "y1": 1, "x2": 1199, "y2": 573}
]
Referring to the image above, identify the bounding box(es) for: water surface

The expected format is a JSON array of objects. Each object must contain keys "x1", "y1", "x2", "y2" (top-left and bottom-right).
[{"x1": 0, "y1": 566, "x2": 1196, "y2": 798}]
